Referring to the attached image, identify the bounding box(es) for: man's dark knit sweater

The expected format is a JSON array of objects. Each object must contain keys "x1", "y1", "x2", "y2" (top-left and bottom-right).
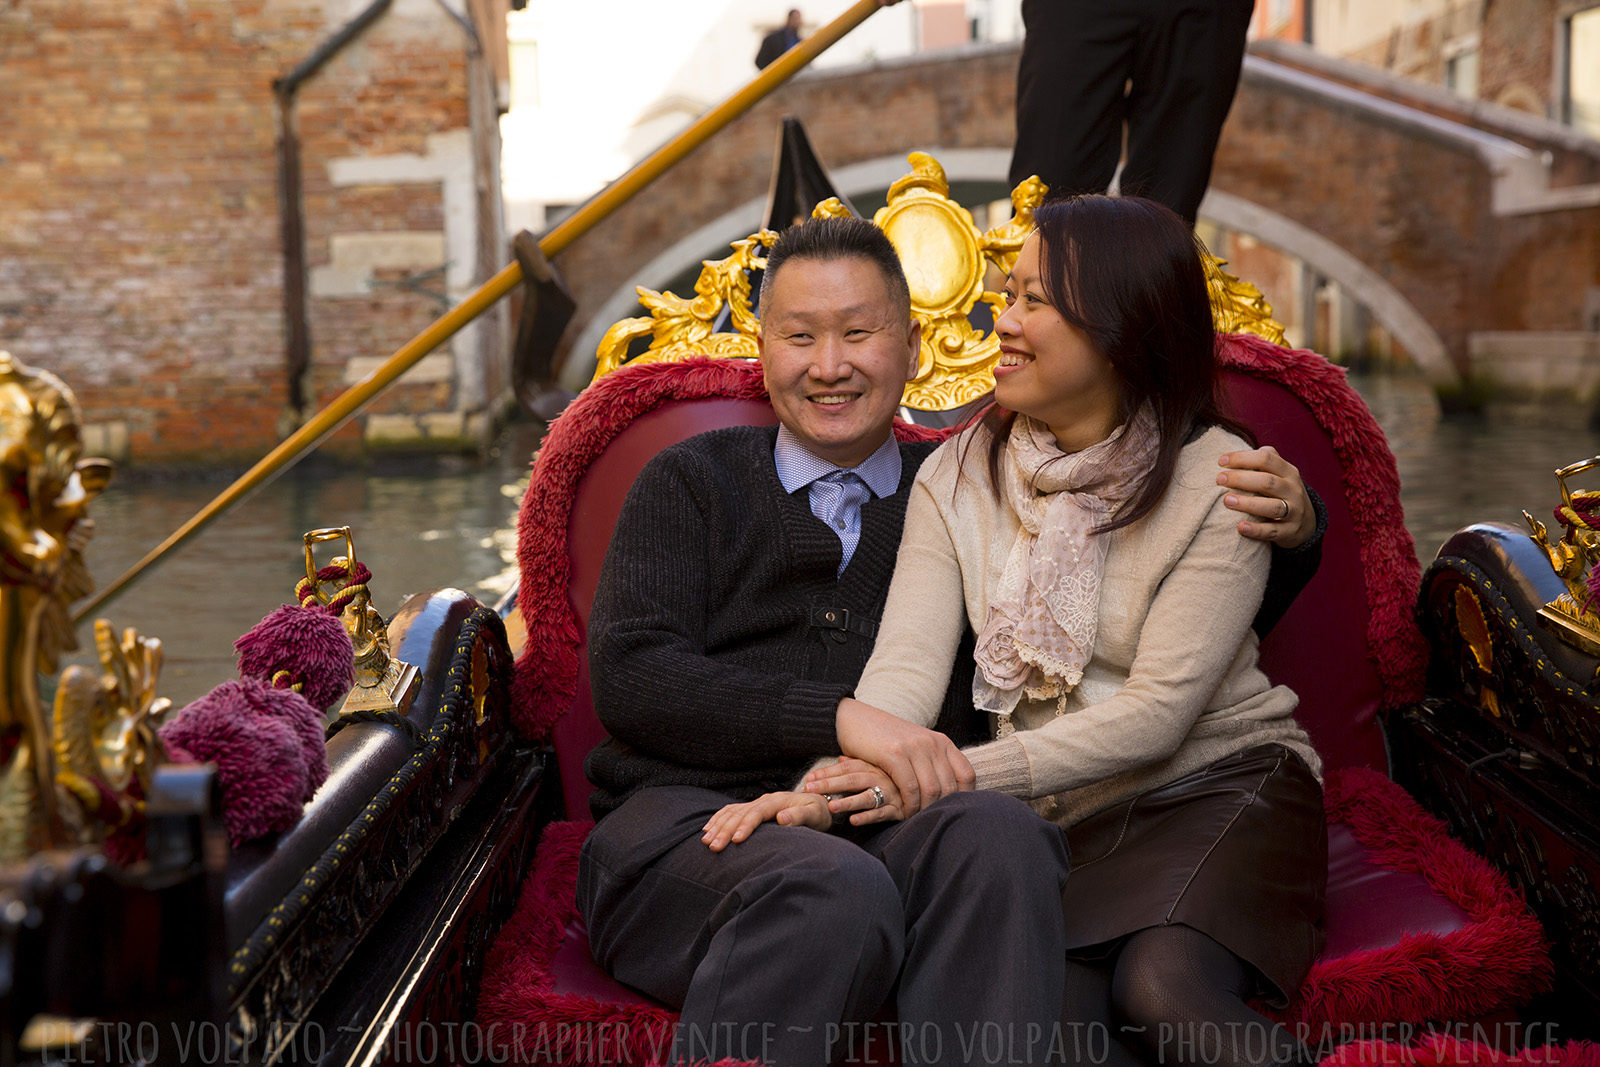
[
  {"x1": 584, "y1": 425, "x2": 1323, "y2": 819},
  {"x1": 585, "y1": 426, "x2": 982, "y2": 818}
]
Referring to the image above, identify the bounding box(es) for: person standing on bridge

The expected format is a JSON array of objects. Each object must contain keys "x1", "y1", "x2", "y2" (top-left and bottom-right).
[
  {"x1": 756, "y1": 8, "x2": 804, "y2": 69},
  {"x1": 1008, "y1": 0, "x2": 1257, "y2": 226}
]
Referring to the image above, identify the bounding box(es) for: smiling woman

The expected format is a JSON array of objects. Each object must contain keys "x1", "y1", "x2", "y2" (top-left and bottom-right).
[
  {"x1": 829, "y1": 194, "x2": 1327, "y2": 1067},
  {"x1": 993, "y1": 235, "x2": 1121, "y2": 453}
]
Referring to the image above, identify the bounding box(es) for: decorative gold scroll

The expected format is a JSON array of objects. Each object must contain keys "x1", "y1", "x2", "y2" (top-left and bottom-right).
[
  {"x1": 590, "y1": 154, "x2": 1288, "y2": 411},
  {"x1": 52, "y1": 620, "x2": 170, "y2": 839},
  {"x1": 593, "y1": 235, "x2": 772, "y2": 377},
  {"x1": 1524, "y1": 457, "x2": 1600, "y2": 657},
  {"x1": 870, "y1": 153, "x2": 1001, "y2": 409},
  {"x1": 1204, "y1": 254, "x2": 1287, "y2": 346}
]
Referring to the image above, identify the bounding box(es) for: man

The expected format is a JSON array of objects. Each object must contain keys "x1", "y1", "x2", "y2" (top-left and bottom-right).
[
  {"x1": 1008, "y1": 0, "x2": 1258, "y2": 226},
  {"x1": 579, "y1": 217, "x2": 1319, "y2": 1066},
  {"x1": 756, "y1": 9, "x2": 804, "y2": 70}
]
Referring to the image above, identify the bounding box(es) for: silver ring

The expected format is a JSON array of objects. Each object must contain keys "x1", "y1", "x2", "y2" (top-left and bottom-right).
[
  {"x1": 871, "y1": 785, "x2": 886, "y2": 809},
  {"x1": 1276, "y1": 498, "x2": 1290, "y2": 521}
]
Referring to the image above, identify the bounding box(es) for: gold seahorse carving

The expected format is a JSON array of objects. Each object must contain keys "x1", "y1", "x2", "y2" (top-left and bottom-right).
[{"x1": 0, "y1": 350, "x2": 116, "y2": 858}]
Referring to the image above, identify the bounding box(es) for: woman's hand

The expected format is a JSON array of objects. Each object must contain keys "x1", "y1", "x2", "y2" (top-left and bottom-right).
[
  {"x1": 1217, "y1": 446, "x2": 1315, "y2": 548},
  {"x1": 701, "y1": 792, "x2": 830, "y2": 851},
  {"x1": 835, "y1": 697, "x2": 974, "y2": 818},
  {"x1": 804, "y1": 757, "x2": 906, "y2": 826}
]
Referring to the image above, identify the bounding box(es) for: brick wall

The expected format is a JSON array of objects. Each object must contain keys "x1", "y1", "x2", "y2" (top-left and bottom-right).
[
  {"x1": 0, "y1": 0, "x2": 507, "y2": 464},
  {"x1": 1327, "y1": 0, "x2": 1558, "y2": 116},
  {"x1": 1480, "y1": 0, "x2": 1557, "y2": 112}
]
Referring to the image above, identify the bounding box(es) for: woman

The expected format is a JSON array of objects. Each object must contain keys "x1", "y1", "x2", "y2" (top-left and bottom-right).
[{"x1": 707, "y1": 195, "x2": 1326, "y2": 1067}]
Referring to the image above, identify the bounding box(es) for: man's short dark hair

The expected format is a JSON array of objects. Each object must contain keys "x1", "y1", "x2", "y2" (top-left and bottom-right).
[{"x1": 759, "y1": 216, "x2": 912, "y2": 323}]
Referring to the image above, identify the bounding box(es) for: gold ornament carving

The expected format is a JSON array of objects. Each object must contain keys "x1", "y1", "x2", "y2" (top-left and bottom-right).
[
  {"x1": 52, "y1": 620, "x2": 171, "y2": 839},
  {"x1": 1204, "y1": 255, "x2": 1288, "y2": 345},
  {"x1": 0, "y1": 349, "x2": 141, "y2": 861},
  {"x1": 1523, "y1": 456, "x2": 1600, "y2": 657},
  {"x1": 593, "y1": 234, "x2": 773, "y2": 378},
  {"x1": 874, "y1": 153, "x2": 1027, "y2": 411},
  {"x1": 1452, "y1": 585, "x2": 1500, "y2": 716},
  {"x1": 302, "y1": 527, "x2": 419, "y2": 716},
  {"x1": 589, "y1": 154, "x2": 1287, "y2": 410}
]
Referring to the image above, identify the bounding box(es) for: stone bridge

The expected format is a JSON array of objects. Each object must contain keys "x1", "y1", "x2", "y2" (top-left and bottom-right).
[{"x1": 551, "y1": 38, "x2": 1600, "y2": 397}]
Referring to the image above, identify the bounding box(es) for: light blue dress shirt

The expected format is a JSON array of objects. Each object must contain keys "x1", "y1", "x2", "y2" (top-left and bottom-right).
[{"x1": 773, "y1": 426, "x2": 903, "y2": 576}]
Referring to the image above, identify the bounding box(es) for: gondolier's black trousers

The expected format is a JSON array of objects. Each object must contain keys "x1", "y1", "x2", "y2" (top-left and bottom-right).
[
  {"x1": 1009, "y1": 0, "x2": 1256, "y2": 225},
  {"x1": 579, "y1": 787, "x2": 1071, "y2": 1067}
]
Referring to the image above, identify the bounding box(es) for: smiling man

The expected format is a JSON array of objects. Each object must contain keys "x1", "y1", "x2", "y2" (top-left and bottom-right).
[{"x1": 577, "y1": 216, "x2": 1319, "y2": 1067}]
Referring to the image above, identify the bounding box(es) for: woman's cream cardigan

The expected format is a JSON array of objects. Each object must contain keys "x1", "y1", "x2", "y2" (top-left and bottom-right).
[{"x1": 854, "y1": 423, "x2": 1322, "y2": 829}]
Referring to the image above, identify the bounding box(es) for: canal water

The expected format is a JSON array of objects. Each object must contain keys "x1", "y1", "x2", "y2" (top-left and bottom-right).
[{"x1": 67, "y1": 372, "x2": 1600, "y2": 708}]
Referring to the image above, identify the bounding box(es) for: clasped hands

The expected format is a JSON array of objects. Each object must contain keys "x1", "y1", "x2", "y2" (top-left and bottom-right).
[{"x1": 701, "y1": 697, "x2": 973, "y2": 851}]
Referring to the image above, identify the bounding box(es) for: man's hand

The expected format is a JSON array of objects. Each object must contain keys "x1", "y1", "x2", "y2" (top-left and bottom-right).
[
  {"x1": 701, "y1": 792, "x2": 831, "y2": 851},
  {"x1": 1218, "y1": 446, "x2": 1315, "y2": 548},
  {"x1": 834, "y1": 698, "x2": 974, "y2": 817},
  {"x1": 804, "y1": 756, "x2": 906, "y2": 826}
]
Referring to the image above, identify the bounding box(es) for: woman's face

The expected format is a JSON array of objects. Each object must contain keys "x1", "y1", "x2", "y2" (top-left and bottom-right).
[{"x1": 993, "y1": 234, "x2": 1122, "y2": 452}]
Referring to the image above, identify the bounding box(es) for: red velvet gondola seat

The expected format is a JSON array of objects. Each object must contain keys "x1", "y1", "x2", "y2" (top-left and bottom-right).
[{"x1": 477, "y1": 341, "x2": 1550, "y2": 1065}]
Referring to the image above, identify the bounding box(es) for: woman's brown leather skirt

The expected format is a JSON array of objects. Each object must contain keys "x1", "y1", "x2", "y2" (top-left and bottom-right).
[{"x1": 1059, "y1": 743, "x2": 1327, "y2": 1005}]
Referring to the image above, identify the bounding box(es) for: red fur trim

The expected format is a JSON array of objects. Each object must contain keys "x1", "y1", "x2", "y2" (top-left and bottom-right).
[
  {"x1": 1282, "y1": 767, "x2": 1552, "y2": 1029},
  {"x1": 1319, "y1": 1034, "x2": 1600, "y2": 1066},
  {"x1": 1218, "y1": 333, "x2": 1428, "y2": 707},
  {"x1": 512, "y1": 357, "x2": 946, "y2": 742},
  {"x1": 474, "y1": 821, "x2": 675, "y2": 1064}
]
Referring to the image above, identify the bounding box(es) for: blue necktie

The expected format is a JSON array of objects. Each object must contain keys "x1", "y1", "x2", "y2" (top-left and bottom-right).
[{"x1": 810, "y1": 470, "x2": 870, "y2": 576}]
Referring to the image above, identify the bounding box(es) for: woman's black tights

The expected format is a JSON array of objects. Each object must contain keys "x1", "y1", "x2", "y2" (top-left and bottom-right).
[{"x1": 1058, "y1": 925, "x2": 1308, "y2": 1067}]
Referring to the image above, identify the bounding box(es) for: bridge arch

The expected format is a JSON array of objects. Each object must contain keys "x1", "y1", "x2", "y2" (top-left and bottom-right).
[
  {"x1": 1199, "y1": 190, "x2": 1455, "y2": 384},
  {"x1": 564, "y1": 148, "x2": 1455, "y2": 389}
]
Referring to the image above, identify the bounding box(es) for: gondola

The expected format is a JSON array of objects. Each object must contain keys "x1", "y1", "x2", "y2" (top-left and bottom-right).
[{"x1": 1, "y1": 129, "x2": 1596, "y2": 1067}]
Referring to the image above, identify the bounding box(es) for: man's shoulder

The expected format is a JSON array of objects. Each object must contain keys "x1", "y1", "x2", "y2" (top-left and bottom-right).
[
  {"x1": 632, "y1": 424, "x2": 778, "y2": 499},
  {"x1": 652, "y1": 424, "x2": 777, "y2": 469}
]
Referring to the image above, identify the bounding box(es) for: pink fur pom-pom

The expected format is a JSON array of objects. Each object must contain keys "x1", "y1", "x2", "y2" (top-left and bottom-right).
[
  {"x1": 235, "y1": 604, "x2": 355, "y2": 711},
  {"x1": 158, "y1": 679, "x2": 331, "y2": 846}
]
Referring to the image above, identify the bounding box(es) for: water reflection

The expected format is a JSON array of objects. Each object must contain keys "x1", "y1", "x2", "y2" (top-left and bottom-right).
[
  {"x1": 71, "y1": 430, "x2": 537, "y2": 707},
  {"x1": 64, "y1": 375, "x2": 1597, "y2": 708},
  {"x1": 1358, "y1": 373, "x2": 1600, "y2": 561}
]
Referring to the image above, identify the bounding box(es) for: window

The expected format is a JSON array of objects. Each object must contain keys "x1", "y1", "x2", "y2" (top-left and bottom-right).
[
  {"x1": 1567, "y1": 7, "x2": 1600, "y2": 137},
  {"x1": 1445, "y1": 47, "x2": 1480, "y2": 100},
  {"x1": 509, "y1": 39, "x2": 539, "y2": 111}
]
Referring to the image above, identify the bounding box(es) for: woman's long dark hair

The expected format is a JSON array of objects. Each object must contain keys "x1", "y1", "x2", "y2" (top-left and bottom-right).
[{"x1": 975, "y1": 194, "x2": 1254, "y2": 533}]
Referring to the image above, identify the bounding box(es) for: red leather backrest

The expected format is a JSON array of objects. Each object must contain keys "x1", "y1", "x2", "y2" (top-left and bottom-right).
[{"x1": 1219, "y1": 369, "x2": 1390, "y2": 774}]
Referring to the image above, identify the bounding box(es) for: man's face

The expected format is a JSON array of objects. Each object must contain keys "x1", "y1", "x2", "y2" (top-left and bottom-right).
[
  {"x1": 759, "y1": 255, "x2": 920, "y2": 469},
  {"x1": 786, "y1": 9, "x2": 802, "y2": 31}
]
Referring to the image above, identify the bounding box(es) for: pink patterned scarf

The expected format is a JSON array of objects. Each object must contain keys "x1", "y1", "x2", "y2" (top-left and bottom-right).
[{"x1": 972, "y1": 409, "x2": 1160, "y2": 729}]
